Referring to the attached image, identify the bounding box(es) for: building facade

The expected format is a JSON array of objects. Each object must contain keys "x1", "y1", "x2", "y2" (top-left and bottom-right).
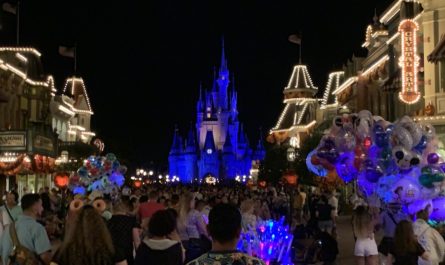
[
  {"x1": 169, "y1": 40, "x2": 265, "y2": 183},
  {"x1": 0, "y1": 47, "x2": 58, "y2": 196},
  {"x1": 0, "y1": 46, "x2": 98, "y2": 197},
  {"x1": 330, "y1": 0, "x2": 445, "y2": 142}
]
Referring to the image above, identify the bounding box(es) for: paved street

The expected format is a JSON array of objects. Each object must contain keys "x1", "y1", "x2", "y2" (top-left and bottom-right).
[{"x1": 336, "y1": 215, "x2": 356, "y2": 265}]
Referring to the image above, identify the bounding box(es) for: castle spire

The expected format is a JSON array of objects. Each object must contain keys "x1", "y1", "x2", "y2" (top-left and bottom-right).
[
  {"x1": 185, "y1": 123, "x2": 197, "y2": 153},
  {"x1": 220, "y1": 36, "x2": 228, "y2": 73},
  {"x1": 169, "y1": 125, "x2": 183, "y2": 155},
  {"x1": 196, "y1": 82, "x2": 203, "y2": 112},
  {"x1": 223, "y1": 128, "x2": 233, "y2": 154}
]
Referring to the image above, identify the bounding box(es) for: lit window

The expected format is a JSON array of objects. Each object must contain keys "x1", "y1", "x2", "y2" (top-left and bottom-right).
[{"x1": 207, "y1": 149, "x2": 212, "y2": 154}]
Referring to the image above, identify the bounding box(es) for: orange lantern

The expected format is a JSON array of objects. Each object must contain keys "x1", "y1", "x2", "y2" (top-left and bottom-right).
[
  {"x1": 258, "y1": 180, "x2": 267, "y2": 188},
  {"x1": 283, "y1": 171, "x2": 298, "y2": 186},
  {"x1": 54, "y1": 172, "x2": 69, "y2": 188},
  {"x1": 133, "y1": 180, "x2": 142, "y2": 188}
]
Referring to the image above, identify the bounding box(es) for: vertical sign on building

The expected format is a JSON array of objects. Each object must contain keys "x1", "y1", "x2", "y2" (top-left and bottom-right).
[{"x1": 398, "y1": 19, "x2": 420, "y2": 104}]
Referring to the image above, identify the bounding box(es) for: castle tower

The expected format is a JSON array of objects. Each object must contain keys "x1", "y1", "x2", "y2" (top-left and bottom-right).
[
  {"x1": 183, "y1": 124, "x2": 198, "y2": 183},
  {"x1": 168, "y1": 127, "x2": 185, "y2": 180},
  {"x1": 270, "y1": 63, "x2": 319, "y2": 143},
  {"x1": 222, "y1": 129, "x2": 236, "y2": 179}
]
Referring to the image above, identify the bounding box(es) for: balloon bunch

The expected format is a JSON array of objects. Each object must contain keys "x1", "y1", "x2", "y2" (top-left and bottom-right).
[
  {"x1": 69, "y1": 153, "x2": 127, "y2": 196},
  {"x1": 307, "y1": 111, "x2": 445, "y2": 221}
]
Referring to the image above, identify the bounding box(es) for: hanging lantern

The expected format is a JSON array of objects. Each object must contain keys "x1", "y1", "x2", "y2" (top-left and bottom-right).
[{"x1": 54, "y1": 172, "x2": 70, "y2": 188}]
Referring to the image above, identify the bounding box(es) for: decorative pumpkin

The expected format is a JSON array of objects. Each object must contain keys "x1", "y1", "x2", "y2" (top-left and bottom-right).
[
  {"x1": 54, "y1": 172, "x2": 69, "y2": 188},
  {"x1": 425, "y1": 102, "x2": 435, "y2": 116}
]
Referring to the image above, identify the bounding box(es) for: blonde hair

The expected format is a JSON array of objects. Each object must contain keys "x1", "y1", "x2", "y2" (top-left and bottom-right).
[
  {"x1": 352, "y1": 206, "x2": 372, "y2": 239},
  {"x1": 240, "y1": 199, "x2": 255, "y2": 214},
  {"x1": 178, "y1": 192, "x2": 195, "y2": 226}
]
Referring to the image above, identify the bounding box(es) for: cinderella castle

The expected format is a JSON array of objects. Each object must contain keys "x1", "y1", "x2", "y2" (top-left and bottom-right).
[{"x1": 168, "y1": 39, "x2": 265, "y2": 183}]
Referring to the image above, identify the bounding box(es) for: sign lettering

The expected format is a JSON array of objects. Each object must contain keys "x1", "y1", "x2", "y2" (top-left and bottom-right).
[{"x1": 398, "y1": 19, "x2": 420, "y2": 104}]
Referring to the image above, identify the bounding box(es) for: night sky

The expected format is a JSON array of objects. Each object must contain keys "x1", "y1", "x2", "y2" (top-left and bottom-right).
[{"x1": 0, "y1": 0, "x2": 394, "y2": 170}]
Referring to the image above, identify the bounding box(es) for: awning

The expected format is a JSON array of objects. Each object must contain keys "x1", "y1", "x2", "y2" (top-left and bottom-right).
[{"x1": 428, "y1": 34, "x2": 445, "y2": 64}]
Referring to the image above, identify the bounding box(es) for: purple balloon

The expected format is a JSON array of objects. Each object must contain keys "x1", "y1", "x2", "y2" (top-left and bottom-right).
[{"x1": 427, "y1": 153, "x2": 440, "y2": 165}]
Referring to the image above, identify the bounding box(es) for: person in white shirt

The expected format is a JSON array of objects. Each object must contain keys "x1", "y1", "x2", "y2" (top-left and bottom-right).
[{"x1": 413, "y1": 208, "x2": 445, "y2": 265}]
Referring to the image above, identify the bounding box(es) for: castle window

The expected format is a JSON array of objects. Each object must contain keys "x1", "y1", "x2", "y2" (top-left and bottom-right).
[{"x1": 206, "y1": 149, "x2": 213, "y2": 154}]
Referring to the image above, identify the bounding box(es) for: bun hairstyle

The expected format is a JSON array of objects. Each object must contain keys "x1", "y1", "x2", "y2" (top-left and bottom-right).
[{"x1": 69, "y1": 198, "x2": 107, "y2": 213}]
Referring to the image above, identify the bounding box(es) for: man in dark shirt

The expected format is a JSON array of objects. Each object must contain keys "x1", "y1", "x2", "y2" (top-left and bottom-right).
[
  {"x1": 316, "y1": 195, "x2": 334, "y2": 235},
  {"x1": 187, "y1": 204, "x2": 266, "y2": 265}
]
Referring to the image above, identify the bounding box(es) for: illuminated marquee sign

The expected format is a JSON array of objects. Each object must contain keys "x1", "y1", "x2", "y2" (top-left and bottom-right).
[{"x1": 398, "y1": 19, "x2": 420, "y2": 104}]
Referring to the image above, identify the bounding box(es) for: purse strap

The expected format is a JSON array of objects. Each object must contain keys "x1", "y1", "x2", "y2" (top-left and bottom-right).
[{"x1": 4, "y1": 206, "x2": 21, "y2": 248}]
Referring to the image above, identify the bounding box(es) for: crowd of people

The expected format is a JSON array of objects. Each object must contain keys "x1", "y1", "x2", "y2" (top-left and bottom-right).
[
  {"x1": 0, "y1": 183, "x2": 345, "y2": 265},
  {"x1": 2, "y1": 182, "x2": 443, "y2": 265}
]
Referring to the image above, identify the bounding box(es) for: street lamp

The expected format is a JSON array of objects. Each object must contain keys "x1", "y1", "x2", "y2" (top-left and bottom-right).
[{"x1": 287, "y1": 147, "x2": 296, "y2": 162}]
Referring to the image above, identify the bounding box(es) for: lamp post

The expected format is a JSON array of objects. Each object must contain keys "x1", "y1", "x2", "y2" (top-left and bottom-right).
[{"x1": 286, "y1": 134, "x2": 300, "y2": 225}]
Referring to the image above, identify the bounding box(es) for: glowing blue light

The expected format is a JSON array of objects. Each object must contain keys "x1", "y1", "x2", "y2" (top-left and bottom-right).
[{"x1": 237, "y1": 217, "x2": 293, "y2": 264}]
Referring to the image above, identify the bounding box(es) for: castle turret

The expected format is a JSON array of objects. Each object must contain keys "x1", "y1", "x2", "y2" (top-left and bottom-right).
[
  {"x1": 169, "y1": 127, "x2": 183, "y2": 155},
  {"x1": 223, "y1": 129, "x2": 236, "y2": 179},
  {"x1": 168, "y1": 126, "x2": 185, "y2": 181},
  {"x1": 185, "y1": 124, "x2": 197, "y2": 153},
  {"x1": 183, "y1": 125, "x2": 198, "y2": 182}
]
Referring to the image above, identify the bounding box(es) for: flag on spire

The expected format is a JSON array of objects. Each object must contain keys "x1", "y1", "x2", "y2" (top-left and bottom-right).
[
  {"x1": 288, "y1": 34, "x2": 301, "y2": 45},
  {"x1": 2, "y1": 2, "x2": 16, "y2": 14},
  {"x1": 59, "y1": 46, "x2": 75, "y2": 58}
]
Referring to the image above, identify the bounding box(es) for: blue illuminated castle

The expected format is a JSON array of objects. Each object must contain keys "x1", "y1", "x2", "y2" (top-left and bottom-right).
[{"x1": 169, "y1": 39, "x2": 265, "y2": 183}]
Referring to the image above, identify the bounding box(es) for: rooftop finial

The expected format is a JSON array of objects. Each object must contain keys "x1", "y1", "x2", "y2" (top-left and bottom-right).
[{"x1": 373, "y1": 8, "x2": 379, "y2": 25}]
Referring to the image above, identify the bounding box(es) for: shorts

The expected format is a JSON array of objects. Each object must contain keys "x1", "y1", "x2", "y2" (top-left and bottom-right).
[
  {"x1": 354, "y1": 237, "x2": 378, "y2": 257},
  {"x1": 318, "y1": 220, "x2": 333, "y2": 232}
]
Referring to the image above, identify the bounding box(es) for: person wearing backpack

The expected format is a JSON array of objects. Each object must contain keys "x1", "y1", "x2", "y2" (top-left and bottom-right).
[
  {"x1": 0, "y1": 193, "x2": 52, "y2": 265},
  {"x1": 377, "y1": 202, "x2": 408, "y2": 264}
]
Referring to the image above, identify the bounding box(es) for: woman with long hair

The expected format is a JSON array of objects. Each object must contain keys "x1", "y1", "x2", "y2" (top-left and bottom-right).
[
  {"x1": 52, "y1": 205, "x2": 127, "y2": 265},
  {"x1": 352, "y1": 206, "x2": 378, "y2": 265},
  {"x1": 390, "y1": 220, "x2": 429, "y2": 265},
  {"x1": 177, "y1": 192, "x2": 209, "y2": 263}
]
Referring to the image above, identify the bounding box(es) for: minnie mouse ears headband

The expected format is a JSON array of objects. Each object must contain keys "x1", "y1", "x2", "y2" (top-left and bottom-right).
[{"x1": 69, "y1": 198, "x2": 107, "y2": 213}]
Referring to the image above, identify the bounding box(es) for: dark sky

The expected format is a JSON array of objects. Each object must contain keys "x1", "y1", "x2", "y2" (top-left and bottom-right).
[{"x1": 0, "y1": 0, "x2": 394, "y2": 170}]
